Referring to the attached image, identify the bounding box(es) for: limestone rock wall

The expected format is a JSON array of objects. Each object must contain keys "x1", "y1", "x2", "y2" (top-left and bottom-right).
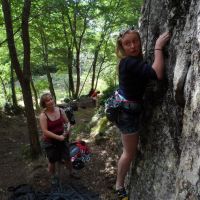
[{"x1": 129, "y1": 0, "x2": 200, "y2": 199}]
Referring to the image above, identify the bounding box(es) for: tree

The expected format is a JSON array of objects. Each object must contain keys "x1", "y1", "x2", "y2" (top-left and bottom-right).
[
  {"x1": 62, "y1": 0, "x2": 93, "y2": 98},
  {"x1": 40, "y1": 28, "x2": 57, "y2": 103},
  {"x1": 10, "y1": 63, "x2": 18, "y2": 108},
  {"x1": 85, "y1": 0, "x2": 142, "y2": 94},
  {"x1": 1, "y1": 0, "x2": 143, "y2": 108},
  {"x1": 1, "y1": 0, "x2": 41, "y2": 158}
]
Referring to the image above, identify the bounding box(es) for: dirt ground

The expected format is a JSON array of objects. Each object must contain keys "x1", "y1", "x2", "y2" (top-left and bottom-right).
[{"x1": 0, "y1": 107, "x2": 121, "y2": 200}]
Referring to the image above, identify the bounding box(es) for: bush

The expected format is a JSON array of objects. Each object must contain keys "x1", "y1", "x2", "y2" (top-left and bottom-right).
[
  {"x1": 31, "y1": 65, "x2": 58, "y2": 76},
  {"x1": 99, "y1": 84, "x2": 118, "y2": 106}
]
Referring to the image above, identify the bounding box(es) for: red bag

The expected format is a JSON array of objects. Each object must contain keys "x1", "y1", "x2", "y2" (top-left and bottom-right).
[{"x1": 69, "y1": 141, "x2": 91, "y2": 170}]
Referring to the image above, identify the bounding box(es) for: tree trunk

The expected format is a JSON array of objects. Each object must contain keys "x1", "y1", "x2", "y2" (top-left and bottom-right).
[
  {"x1": 65, "y1": 7, "x2": 87, "y2": 99},
  {"x1": 21, "y1": 79, "x2": 41, "y2": 157},
  {"x1": 10, "y1": 64, "x2": 18, "y2": 108},
  {"x1": 128, "y1": 0, "x2": 200, "y2": 199},
  {"x1": 40, "y1": 30, "x2": 56, "y2": 103},
  {"x1": 74, "y1": 51, "x2": 80, "y2": 98},
  {"x1": 2, "y1": 0, "x2": 41, "y2": 158},
  {"x1": 46, "y1": 68, "x2": 56, "y2": 103},
  {"x1": 94, "y1": 53, "x2": 106, "y2": 90},
  {"x1": 90, "y1": 34, "x2": 105, "y2": 90},
  {"x1": 67, "y1": 48, "x2": 74, "y2": 98},
  {"x1": 91, "y1": 49, "x2": 99, "y2": 90},
  {"x1": 0, "y1": 76, "x2": 9, "y2": 102},
  {"x1": 30, "y1": 78, "x2": 39, "y2": 111},
  {"x1": 61, "y1": 12, "x2": 75, "y2": 99}
]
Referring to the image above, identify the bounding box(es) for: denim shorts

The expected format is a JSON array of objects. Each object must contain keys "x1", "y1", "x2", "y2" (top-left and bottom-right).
[{"x1": 115, "y1": 108, "x2": 142, "y2": 134}]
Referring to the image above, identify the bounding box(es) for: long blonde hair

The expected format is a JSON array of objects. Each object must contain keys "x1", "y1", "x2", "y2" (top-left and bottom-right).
[{"x1": 115, "y1": 29, "x2": 143, "y2": 59}]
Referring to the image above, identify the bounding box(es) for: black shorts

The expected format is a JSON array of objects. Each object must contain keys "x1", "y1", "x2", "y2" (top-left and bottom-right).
[{"x1": 44, "y1": 141, "x2": 70, "y2": 163}]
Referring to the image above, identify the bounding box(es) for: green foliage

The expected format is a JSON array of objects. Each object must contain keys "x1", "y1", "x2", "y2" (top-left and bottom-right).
[
  {"x1": 91, "y1": 116, "x2": 108, "y2": 135},
  {"x1": 33, "y1": 77, "x2": 49, "y2": 93},
  {"x1": 99, "y1": 84, "x2": 118, "y2": 106},
  {"x1": 0, "y1": 0, "x2": 143, "y2": 108},
  {"x1": 99, "y1": 63, "x2": 118, "y2": 105},
  {"x1": 71, "y1": 121, "x2": 90, "y2": 139},
  {"x1": 31, "y1": 65, "x2": 58, "y2": 76}
]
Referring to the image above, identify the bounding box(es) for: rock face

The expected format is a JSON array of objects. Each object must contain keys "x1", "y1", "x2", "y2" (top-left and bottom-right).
[{"x1": 129, "y1": 0, "x2": 200, "y2": 199}]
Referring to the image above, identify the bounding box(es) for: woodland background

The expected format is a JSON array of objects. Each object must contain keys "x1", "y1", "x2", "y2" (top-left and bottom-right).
[
  {"x1": 1, "y1": 1, "x2": 199, "y2": 199},
  {"x1": 0, "y1": 0, "x2": 142, "y2": 158}
]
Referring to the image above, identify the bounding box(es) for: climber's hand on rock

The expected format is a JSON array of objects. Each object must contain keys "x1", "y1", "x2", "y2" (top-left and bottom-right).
[{"x1": 155, "y1": 32, "x2": 171, "y2": 49}]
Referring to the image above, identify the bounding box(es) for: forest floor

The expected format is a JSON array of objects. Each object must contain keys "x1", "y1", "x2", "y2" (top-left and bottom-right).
[{"x1": 0, "y1": 106, "x2": 121, "y2": 200}]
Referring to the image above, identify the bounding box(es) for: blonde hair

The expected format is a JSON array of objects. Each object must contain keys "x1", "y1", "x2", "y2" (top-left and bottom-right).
[
  {"x1": 116, "y1": 29, "x2": 143, "y2": 59},
  {"x1": 40, "y1": 93, "x2": 52, "y2": 108}
]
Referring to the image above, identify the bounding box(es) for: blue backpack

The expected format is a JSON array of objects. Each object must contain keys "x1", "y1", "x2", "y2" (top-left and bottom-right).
[{"x1": 69, "y1": 141, "x2": 91, "y2": 170}]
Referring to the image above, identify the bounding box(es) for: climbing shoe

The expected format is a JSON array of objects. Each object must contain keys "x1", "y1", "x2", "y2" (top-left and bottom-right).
[{"x1": 116, "y1": 187, "x2": 128, "y2": 200}]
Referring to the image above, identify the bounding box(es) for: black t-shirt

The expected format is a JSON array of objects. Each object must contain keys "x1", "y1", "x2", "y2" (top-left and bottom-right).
[{"x1": 118, "y1": 56, "x2": 157, "y2": 101}]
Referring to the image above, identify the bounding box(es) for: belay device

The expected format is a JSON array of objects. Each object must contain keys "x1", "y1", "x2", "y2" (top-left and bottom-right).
[{"x1": 69, "y1": 141, "x2": 91, "y2": 170}]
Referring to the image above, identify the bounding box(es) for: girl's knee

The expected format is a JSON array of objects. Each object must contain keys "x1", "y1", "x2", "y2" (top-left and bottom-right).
[{"x1": 122, "y1": 151, "x2": 135, "y2": 161}]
